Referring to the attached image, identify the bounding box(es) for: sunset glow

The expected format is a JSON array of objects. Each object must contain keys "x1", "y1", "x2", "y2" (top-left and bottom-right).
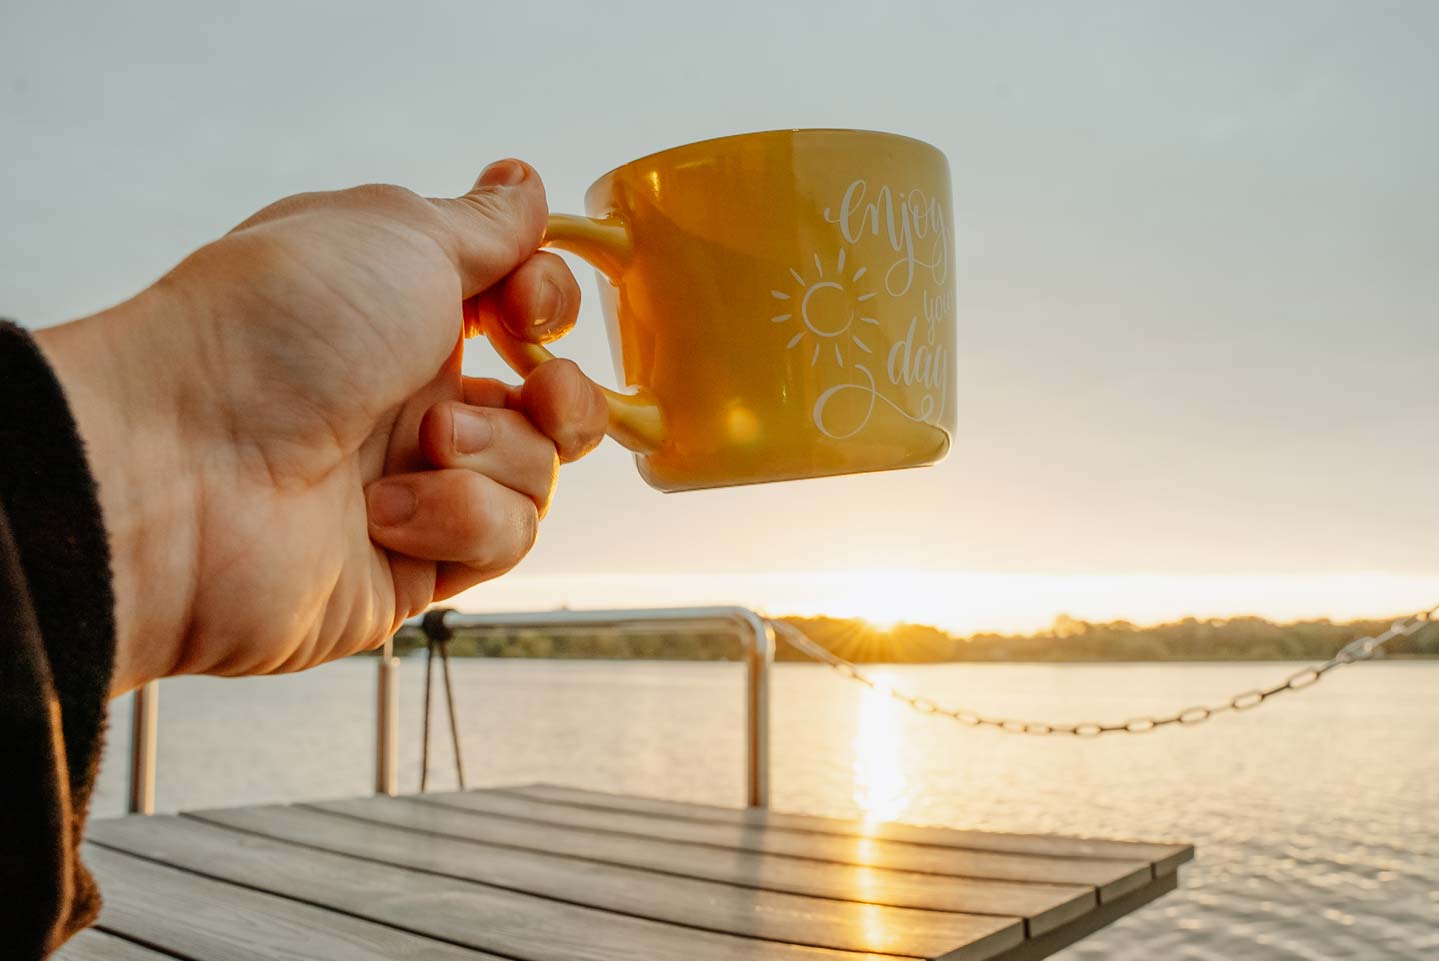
[{"x1": 454, "y1": 570, "x2": 1439, "y2": 636}]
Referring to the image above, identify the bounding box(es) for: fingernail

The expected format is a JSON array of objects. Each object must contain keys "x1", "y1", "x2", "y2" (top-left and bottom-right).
[
  {"x1": 368, "y1": 481, "x2": 417, "y2": 527},
  {"x1": 531, "y1": 278, "x2": 561, "y2": 328},
  {"x1": 478, "y1": 159, "x2": 526, "y2": 187},
  {"x1": 452, "y1": 407, "x2": 494, "y2": 454}
]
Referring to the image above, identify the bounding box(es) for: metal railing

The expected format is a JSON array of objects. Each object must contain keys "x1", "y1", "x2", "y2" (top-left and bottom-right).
[
  {"x1": 127, "y1": 605, "x2": 776, "y2": 813},
  {"x1": 121, "y1": 601, "x2": 1434, "y2": 813}
]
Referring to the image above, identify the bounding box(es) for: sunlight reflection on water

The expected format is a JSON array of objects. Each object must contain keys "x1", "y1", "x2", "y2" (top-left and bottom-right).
[{"x1": 851, "y1": 672, "x2": 910, "y2": 824}]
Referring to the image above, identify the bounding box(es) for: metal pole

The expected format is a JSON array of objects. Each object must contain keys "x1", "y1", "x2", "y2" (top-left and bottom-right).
[
  {"x1": 375, "y1": 635, "x2": 398, "y2": 796},
  {"x1": 127, "y1": 680, "x2": 158, "y2": 814},
  {"x1": 734, "y1": 610, "x2": 774, "y2": 809},
  {"x1": 419, "y1": 641, "x2": 434, "y2": 792},
  {"x1": 438, "y1": 638, "x2": 467, "y2": 790}
]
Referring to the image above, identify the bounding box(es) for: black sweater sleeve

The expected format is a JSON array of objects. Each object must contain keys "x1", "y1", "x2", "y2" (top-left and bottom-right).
[{"x1": 0, "y1": 320, "x2": 118, "y2": 957}]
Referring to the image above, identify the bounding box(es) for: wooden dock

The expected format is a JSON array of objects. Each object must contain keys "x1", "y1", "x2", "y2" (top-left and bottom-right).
[{"x1": 57, "y1": 784, "x2": 1192, "y2": 961}]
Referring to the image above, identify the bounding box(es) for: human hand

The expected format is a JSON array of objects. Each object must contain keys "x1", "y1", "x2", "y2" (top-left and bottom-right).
[{"x1": 37, "y1": 160, "x2": 608, "y2": 694}]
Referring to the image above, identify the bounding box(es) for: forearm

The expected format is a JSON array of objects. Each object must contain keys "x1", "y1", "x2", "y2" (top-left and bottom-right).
[{"x1": 34, "y1": 284, "x2": 200, "y2": 696}]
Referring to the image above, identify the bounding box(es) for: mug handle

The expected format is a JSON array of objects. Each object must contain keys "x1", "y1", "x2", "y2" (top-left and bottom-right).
[{"x1": 481, "y1": 213, "x2": 665, "y2": 454}]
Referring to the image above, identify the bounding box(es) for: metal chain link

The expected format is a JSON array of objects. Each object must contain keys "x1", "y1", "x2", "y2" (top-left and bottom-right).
[{"x1": 769, "y1": 602, "x2": 1438, "y2": 736}]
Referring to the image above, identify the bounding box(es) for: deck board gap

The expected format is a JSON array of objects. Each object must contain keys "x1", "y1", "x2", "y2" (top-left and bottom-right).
[
  {"x1": 90, "y1": 927, "x2": 198, "y2": 961},
  {"x1": 494, "y1": 786, "x2": 1190, "y2": 868}
]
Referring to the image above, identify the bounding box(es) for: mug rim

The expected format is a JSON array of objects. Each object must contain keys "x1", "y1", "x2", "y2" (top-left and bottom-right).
[{"x1": 586, "y1": 127, "x2": 946, "y2": 199}]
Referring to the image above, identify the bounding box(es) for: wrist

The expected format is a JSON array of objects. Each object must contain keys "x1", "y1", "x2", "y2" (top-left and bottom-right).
[{"x1": 35, "y1": 282, "x2": 202, "y2": 695}]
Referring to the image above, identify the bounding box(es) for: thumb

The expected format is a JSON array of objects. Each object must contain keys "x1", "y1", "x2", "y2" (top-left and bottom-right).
[{"x1": 429, "y1": 159, "x2": 549, "y2": 299}]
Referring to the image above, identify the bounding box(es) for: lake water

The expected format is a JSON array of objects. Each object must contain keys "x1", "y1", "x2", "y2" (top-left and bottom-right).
[{"x1": 95, "y1": 659, "x2": 1438, "y2": 960}]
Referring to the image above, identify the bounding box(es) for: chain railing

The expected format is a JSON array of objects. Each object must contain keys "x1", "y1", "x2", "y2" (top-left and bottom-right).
[{"x1": 770, "y1": 602, "x2": 1438, "y2": 736}]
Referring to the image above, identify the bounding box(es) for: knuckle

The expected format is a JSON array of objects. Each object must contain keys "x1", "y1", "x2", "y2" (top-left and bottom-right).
[
  {"x1": 451, "y1": 474, "x2": 499, "y2": 545},
  {"x1": 537, "y1": 358, "x2": 586, "y2": 405},
  {"x1": 484, "y1": 497, "x2": 539, "y2": 576},
  {"x1": 562, "y1": 377, "x2": 609, "y2": 459},
  {"x1": 343, "y1": 182, "x2": 423, "y2": 209},
  {"x1": 453, "y1": 192, "x2": 528, "y2": 260},
  {"x1": 552, "y1": 423, "x2": 585, "y2": 460},
  {"x1": 547, "y1": 357, "x2": 584, "y2": 381},
  {"x1": 452, "y1": 475, "x2": 541, "y2": 572},
  {"x1": 229, "y1": 191, "x2": 325, "y2": 231},
  {"x1": 517, "y1": 499, "x2": 540, "y2": 554}
]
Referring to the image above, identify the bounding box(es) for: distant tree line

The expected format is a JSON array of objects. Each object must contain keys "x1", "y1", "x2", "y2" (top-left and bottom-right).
[{"x1": 389, "y1": 610, "x2": 1438, "y2": 662}]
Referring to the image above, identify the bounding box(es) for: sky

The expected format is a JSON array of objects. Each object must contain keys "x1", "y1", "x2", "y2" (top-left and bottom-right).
[{"x1": 3, "y1": 1, "x2": 1437, "y2": 633}]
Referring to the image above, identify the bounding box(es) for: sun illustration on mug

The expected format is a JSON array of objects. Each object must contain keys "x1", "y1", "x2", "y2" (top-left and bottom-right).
[{"x1": 769, "y1": 247, "x2": 880, "y2": 367}]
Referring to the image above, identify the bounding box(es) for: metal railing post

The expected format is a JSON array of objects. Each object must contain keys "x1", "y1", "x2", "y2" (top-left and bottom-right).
[
  {"x1": 734, "y1": 610, "x2": 773, "y2": 808},
  {"x1": 374, "y1": 634, "x2": 398, "y2": 796},
  {"x1": 127, "y1": 680, "x2": 158, "y2": 814}
]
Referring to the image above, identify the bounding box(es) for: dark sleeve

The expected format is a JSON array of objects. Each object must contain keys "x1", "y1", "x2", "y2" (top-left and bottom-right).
[{"x1": 0, "y1": 320, "x2": 118, "y2": 958}]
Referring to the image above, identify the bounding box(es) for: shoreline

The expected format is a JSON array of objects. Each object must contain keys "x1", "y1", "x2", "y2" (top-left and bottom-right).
[{"x1": 373, "y1": 651, "x2": 1438, "y2": 664}]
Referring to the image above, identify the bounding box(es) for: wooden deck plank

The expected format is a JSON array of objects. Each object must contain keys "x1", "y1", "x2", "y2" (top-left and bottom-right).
[
  {"x1": 86, "y1": 814, "x2": 929, "y2": 961},
  {"x1": 180, "y1": 802, "x2": 1022, "y2": 959},
  {"x1": 415, "y1": 790, "x2": 1153, "y2": 901},
  {"x1": 52, "y1": 928, "x2": 177, "y2": 961},
  {"x1": 510, "y1": 784, "x2": 1194, "y2": 876},
  {"x1": 310, "y1": 794, "x2": 1096, "y2": 936},
  {"x1": 81, "y1": 843, "x2": 497, "y2": 961}
]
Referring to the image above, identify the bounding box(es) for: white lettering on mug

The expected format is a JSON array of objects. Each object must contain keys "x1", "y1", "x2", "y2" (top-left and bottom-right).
[
  {"x1": 922, "y1": 286, "x2": 953, "y2": 341},
  {"x1": 823, "y1": 180, "x2": 948, "y2": 297},
  {"x1": 812, "y1": 361, "x2": 948, "y2": 440}
]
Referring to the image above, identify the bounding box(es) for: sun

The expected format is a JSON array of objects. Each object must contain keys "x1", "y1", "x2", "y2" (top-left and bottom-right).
[
  {"x1": 770, "y1": 247, "x2": 879, "y2": 367},
  {"x1": 864, "y1": 612, "x2": 904, "y2": 632}
]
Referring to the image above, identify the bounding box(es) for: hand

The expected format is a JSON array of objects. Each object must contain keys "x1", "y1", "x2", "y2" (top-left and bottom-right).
[{"x1": 36, "y1": 160, "x2": 608, "y2": 694}]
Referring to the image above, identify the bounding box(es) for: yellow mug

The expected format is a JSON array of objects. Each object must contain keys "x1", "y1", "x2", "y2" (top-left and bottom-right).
[{"x1": 484, "y1": 128, "x2": 956, "y2": 492}]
